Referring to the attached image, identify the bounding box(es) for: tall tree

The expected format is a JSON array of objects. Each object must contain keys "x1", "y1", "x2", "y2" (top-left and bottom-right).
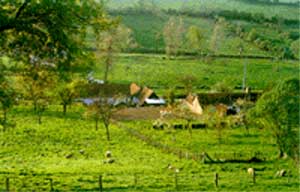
[
  {"x1": 96, "y1": 25, "x2": 136, "y2": 83},
  {"x1": 210, "y1": 17, "x2": 226, "y2": 55},
  {"x1": 163, "y1": 17, "x2": 185, "y2": 58},
  {"x1": 0, "y1": 0, "x2": 112, "y2": 69},
  {"x1": 186, "y1": 25, "x2": 203, "y2": 54},
  {"x1": 249, "y1": 78, "x2": 300, "y2": 161}
]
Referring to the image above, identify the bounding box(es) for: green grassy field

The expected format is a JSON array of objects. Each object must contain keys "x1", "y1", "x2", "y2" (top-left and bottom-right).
[
  {"x1": 94, "y1": 54, "x2": 299, "y2": 92},
  {"x1": 0, "y1": 105, "x2": 299, "y2": 191},
  {"x1": 1, "y1": 1, "x2": 299, "y2": 191}
]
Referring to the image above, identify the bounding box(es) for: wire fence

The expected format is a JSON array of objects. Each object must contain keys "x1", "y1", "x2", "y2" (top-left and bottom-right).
[
  {"x1": 0, "y1": 170, "x2": 296, "y2": 192},
  {"x1": 120, "y1": 124, "x2": 268, "y2": 164}
]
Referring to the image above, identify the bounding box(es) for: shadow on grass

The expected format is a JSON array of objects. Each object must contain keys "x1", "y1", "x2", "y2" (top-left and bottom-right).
[{"x1": 11, "y1": 107, "x2": 83, "y2": 121}]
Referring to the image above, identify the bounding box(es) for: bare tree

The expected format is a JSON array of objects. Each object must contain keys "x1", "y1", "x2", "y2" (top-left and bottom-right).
[
  {"x1": 163, "y1": 17, "x2": 185, "y2": 58},
  {"x1": 86, "y1": 98, "x2": 114, "y2": 141},
  {"x1": 210, "y1": 17, "x2": 226, "y2": 55},
  {"x1": 96, "y1": 25, "x2": 136, "y2": 83}
]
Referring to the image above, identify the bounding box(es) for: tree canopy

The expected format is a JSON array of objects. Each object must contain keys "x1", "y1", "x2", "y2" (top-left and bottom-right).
[
  {"x1": 0, "y1": 0, "x2": 113, "y2": 70},
  {"x1": 249, "y1": 78, "x2": 300, "y2": 160}
]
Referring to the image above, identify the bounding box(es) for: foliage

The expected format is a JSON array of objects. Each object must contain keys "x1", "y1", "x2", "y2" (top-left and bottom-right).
[
  {"x1": 249, "y1": 78, "x2": 300, "y2": 160},
  {"x1": 180, "y1": 75, "x2": 197, "y2": 95},
  {"x1": 163, "y1": 16, "x2": 185, "y2": 58},
  {"x1": 209, "y1": 17, "x2": 227, "y2": 55},
  {"x1": 96, "y1": 24, "x2": 136, "y2": 82},
  {"x1": 18, "y1": 60, "x2": 56, "y2": 124},
  {"x1": 290, "y1": 39, "x2": 300, "y2": 59},
  {"x1": 186, "y1": 25, "x2": 203, "y2": 54},
  {"x1": 0, "y1": 0, "x2": 113, "y2": 70},
  {"x1": 0, "y1": 65, "x2": 15, "y2": 130},
  {"x1": 85, "y1": 98, "x2": 116, "y2": 141},
  {"x1": 57, "y1": 78, "x2": 85, "y2": 115}
]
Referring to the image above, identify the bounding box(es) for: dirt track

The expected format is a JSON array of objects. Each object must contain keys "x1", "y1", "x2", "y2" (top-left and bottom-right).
[{"x1": 113, "y1": 106, "x2": 164, "y2": 120}]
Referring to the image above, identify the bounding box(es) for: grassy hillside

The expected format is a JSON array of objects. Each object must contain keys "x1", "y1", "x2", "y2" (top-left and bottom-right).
[
  {"x1": 108, "y1": 0, "x2": 300, "y2": 20},
  {"x1": 117, "y1": 13, "x2": 271, "y2": 56}
]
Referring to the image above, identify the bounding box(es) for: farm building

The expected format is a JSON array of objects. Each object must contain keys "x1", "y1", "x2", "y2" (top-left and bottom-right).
[
  {"x1": 80, "y1": 82, "x2": 165, "y2": 107},
  {"x1": 182, "y1": 94, "x2": 203, "y2": 115}
]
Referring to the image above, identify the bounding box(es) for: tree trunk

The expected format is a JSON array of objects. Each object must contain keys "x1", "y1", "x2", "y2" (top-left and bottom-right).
[
  {"x1": 2, "y1": 110, "x2": 7, "y2": 131},
  {"x1": 278, "y1": 149, "x2": 285, "y2": 159},
  {"x1": 105, "y1": 124, "x2": 110, "y2": 141},
  {"x1": 95, "y1": 118, "x2": 98, "y2": 131},
  {"x1": 187, "y1": 120, "x2": 192, "y2": 138},
  {"x1": 63, "y1": 104, "x2": 67, "y2": 115},
  {"x1": 3, "y1": 110, "x2": 7, "y2": 125},
  {"x1": 38, "y1": 112, "x2": 42, "y2": 124}
]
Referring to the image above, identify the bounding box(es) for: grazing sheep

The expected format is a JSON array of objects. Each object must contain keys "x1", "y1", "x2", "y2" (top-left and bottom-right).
[
  {"x1": 105, "y1": 151, "x2": 112, "y2": 158},
  {"x1": 103, "y1": 151, "x2": 115, "y2": 164},
  {"x1": 167, "y1": 164, "x2": 180, "y2": 173},
  {"x1": 275, "y1": 169, "x2": 287, "y2": 177},
  {"x1": 247, "y1": 168, "x2": 255, "y2": 176}
]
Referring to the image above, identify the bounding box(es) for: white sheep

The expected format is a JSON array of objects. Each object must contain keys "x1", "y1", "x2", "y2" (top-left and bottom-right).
[{"x1": 247, "y1": 168, "x2": 255, "y2": 176}]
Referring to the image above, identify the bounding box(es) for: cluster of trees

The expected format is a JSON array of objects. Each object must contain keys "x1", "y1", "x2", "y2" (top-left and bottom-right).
[
  {"x1": 236, "y1": 0, "x2": 300, "y2": 7},
  {"x1": 229, "y1": 24, "x2": 298, "y2": 59},
  {"x1": 0, "y1": 0, "x2": 126, "y2": 141}
]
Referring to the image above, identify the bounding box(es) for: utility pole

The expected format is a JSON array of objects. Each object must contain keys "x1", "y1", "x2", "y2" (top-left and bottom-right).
[
  {"x1": 243, "y1": 58, "x2": 247, "y2": 90},
  {"x1": 239, "y1": 44, "x2": 247, "y2": 90}
]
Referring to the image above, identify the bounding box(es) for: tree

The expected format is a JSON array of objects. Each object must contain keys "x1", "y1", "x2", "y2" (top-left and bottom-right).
[
  {"x1": 96, "y1": 25, "x2": 136, "y2": 82},
  {"x1": 247, "y1": 28, "x2": 258, "y2": 42},
  {"x1": 0, "y1": 0, "x2": 112, "y2": 70},
  {"x1": 180, "y1": 75, "x2": 197, "y2": 95},
  {"x1": 291, "y1": 39, "x2": 300, "y2": 59},
  {"x1": 57, "y1": 78, "x2": 84, "y2": 115},
  {"x1": 0, "y1": 64, "x2": 15, "y2": 130},
  {"x1": 19, "y1": 58, "x2": 56, "y2": 124},
  {"x1": 249, "y1": 78, "x2": 300, "y2": 161},
  {"x1": 163, "y1": 17, "x2": 185, "y2": 58},
  {"x1": 85, "y1": 98, "x2": 115, "y2": 141},
  {"x1": 210, "y1": 17, "x2": 226, "y2": 55},
  {"x1": 186, "y1": 25, "x2": 203, "y2": 54}
]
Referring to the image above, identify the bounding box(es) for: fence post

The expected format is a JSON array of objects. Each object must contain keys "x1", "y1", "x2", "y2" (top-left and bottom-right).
[
  {"x1": 99, "y1": 175, "x2": 103, "y2": 192},
  {"x1": 215, "y1": 173, "x2": 219, "y2": 188},
  {"x1": 174, "y1": 172, "x2": 178, "y2": 190},
  {"x1": 49, "y1": 178, "x2": 54, "y2": 191},
  {"x1": 5, "y1": 177, "x2": 9, "y2": 192},
  {"x1": 252, "y1": 171, "x2": 256, "y2": 184},
  {"x1": 134, "y1": 173, "x2": 138, "y2": 188}
]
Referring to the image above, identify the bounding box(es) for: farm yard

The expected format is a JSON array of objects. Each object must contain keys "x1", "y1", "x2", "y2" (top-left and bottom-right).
[{"x1": 0, "y1": 0, "x2": 299, "y2": 191}]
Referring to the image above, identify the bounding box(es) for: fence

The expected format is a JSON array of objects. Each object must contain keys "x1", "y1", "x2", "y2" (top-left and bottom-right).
[
  {"x1": 0, "y1": 169, "x2": 296, "y2": 191},
  {"x1": 120, "y1": 124, "x2": 267, "y2": 164},
  {"x1": 0, "y1": 170, "x2": 296, "y2": 192}
]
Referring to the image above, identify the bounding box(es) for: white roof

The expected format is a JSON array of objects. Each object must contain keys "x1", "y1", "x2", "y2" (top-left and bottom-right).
[{"x1": 145, "y1": 98, "x2": 166, "y2": 105}]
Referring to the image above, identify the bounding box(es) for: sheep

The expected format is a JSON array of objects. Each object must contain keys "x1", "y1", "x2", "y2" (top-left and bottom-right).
[
  {"x1": 105, "y1": 151, "x2": 112, "y2": 158},
  {"x1": 167, "y1": 164, "x2": 180, "y2": 173},
  {"x1": 275, "y1": 169, "x2": 287, "y2": 177},
  {"x1": 247, "y1": 168, "x2": 255, "y2": 176},
  {"x1": 103, "y1": 150, "x2": 115, "y2": 164}
]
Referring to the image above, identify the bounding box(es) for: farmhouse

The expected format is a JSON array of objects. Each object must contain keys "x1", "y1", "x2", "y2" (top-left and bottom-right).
[{"x1": 80, "y1": 82, "x2": 165, "y2": 107}]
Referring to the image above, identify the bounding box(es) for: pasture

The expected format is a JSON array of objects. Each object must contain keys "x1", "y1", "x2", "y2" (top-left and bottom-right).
[
  {"x1": 0, "y1": 0, "x2": 299, "y2": 191},
  {"x1": 0, "y1": 105, "x2": 299, "y2": 191},
  {"x1": 94, "y1": 54, "x2": 299, "y2": 91}
]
